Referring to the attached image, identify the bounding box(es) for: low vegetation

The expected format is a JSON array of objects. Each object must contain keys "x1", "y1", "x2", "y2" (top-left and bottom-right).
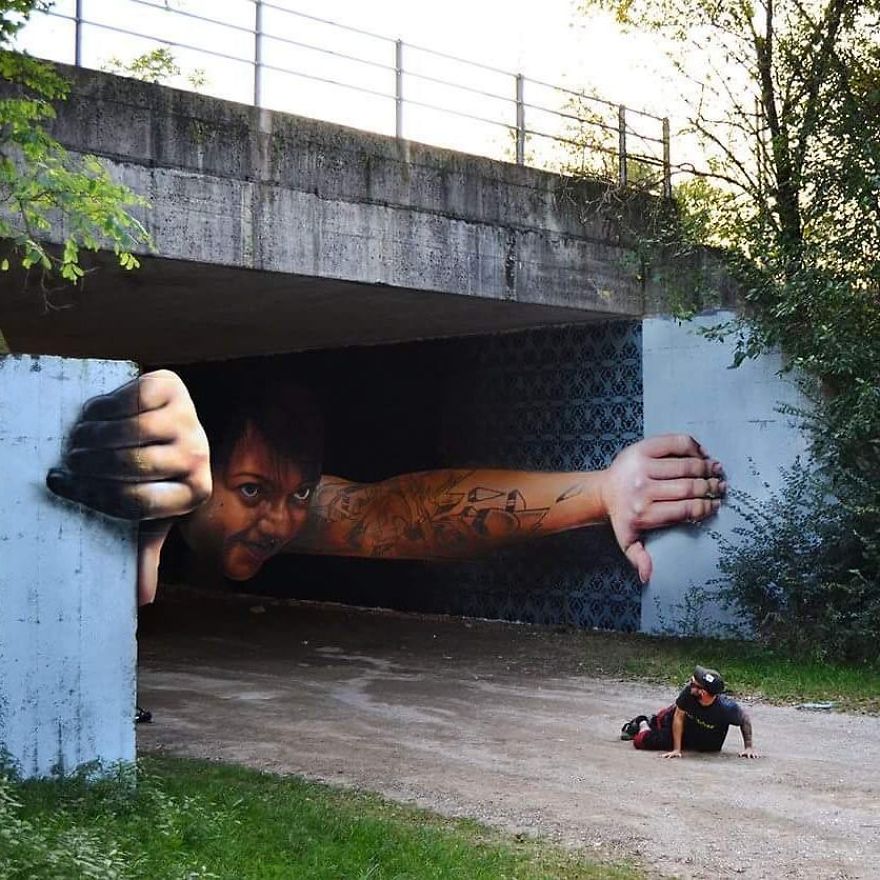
[
  {"x1": 1, "y1": 756, "x2": 642, "y2": 880},
  {"x1": 577, "y1": 630, "x2": 880, "y2": 714}
]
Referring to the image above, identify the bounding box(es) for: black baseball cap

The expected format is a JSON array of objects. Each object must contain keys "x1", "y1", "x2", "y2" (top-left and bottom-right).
[{"x1": 692, "y1": 665, "x2": 725, "y2": 695}]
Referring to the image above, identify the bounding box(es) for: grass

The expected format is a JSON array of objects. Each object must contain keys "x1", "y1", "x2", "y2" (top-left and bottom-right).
[
  {"x1": 576, "y1": 630, "x2": 880, "y2": 713},
  {"x1": 2, "y1": 756, "x2": 643, "y2": 880}
]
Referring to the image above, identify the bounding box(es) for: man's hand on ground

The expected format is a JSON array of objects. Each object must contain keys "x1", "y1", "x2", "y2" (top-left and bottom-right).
[
  {"x1": 661, "y1": 749, "x2": 683, "y2": 759},
  {"x1": 739, "y1": 748, "x2": 760, "y2": 759},
  {"x1": 601, "y1": 434, "x2": 725, "y2": 583}
]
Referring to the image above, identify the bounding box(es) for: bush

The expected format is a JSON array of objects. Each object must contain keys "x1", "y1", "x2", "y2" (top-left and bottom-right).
[{"x1": 714, "y1": 459, "x2": 880, "y2": 664}]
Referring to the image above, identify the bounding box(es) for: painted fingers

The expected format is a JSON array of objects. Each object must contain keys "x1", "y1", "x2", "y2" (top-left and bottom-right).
[
  {"x1": 603, "y1": 434, "x2": 725, "y2": 583},
  {"x1": 46, "y1": 369, "x2": 212, "y2": 521}
]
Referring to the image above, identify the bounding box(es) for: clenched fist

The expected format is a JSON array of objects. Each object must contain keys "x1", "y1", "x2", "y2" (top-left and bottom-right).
[
  {"x1": 46, "y1": 370, "x2": 212, "y2": 604},
  {"x1": 47, "y1": 369, "x2": 211, "y2": 520}
]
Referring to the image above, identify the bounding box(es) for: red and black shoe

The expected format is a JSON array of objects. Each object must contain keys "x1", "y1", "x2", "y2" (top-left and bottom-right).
[{"x1": 620, "y1": 715, "x2": 648, "y2": 740}]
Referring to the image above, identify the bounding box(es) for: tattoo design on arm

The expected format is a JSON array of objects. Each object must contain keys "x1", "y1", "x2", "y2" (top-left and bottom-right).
[{"x1": 294, "y1": 470, "x2": 584, "y2": 559}]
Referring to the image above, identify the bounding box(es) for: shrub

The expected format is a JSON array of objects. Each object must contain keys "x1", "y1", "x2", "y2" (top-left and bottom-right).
[{"x1": 714, "y1": 459, "x2": 880, "y2": 664}]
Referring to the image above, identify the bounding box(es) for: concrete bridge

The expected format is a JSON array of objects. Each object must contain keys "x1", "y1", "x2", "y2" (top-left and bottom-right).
[
  {"x1": 0, "y1": 67, "x2": 807, "y2": 777},
  {"x1": 0, "y1": 65, "x2": 800, "y2": 640},
  {"x1": 0, "y1": 66, "x2": 726, "y2": 364}
]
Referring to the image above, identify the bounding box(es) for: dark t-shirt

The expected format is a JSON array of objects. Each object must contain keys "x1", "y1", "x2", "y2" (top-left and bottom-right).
[{"x1": 675, "y1": 686, "x2": 745, "y2": 752}]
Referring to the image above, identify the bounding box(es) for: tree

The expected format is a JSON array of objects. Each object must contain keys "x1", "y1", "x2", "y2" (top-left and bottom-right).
[
  {"x1": 578, "y1": 0, "x2": 880, "y2": 659},
  {"x1": 104, "y1": 46, "x2": 207, "y2": 90},
  {"x1": 0, "y1": 0, "x2": 153, "y2": 353}
]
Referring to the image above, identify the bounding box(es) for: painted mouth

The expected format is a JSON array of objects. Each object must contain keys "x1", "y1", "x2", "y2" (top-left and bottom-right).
[{"x1": 237, "y1": 538, "x2": 281, "y2": 562}]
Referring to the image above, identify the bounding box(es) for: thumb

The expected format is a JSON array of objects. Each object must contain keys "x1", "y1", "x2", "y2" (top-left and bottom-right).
[
  {"x1": 137, "y1": 519, "x2": 174, "y2": 606},
  {"x1": 625, "y1": 540, "x2": 653, "y2": 584}
]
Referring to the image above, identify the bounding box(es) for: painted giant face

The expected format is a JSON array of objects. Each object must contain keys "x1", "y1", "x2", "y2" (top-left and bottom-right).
[{"x1": 179, "y1": 424, "x2": 319, "y2": 580}]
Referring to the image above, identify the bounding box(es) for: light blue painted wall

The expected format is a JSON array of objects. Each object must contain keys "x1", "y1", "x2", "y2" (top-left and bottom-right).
[
  {"x1": 641, "y1": 313, "x2": 810, "y2": 634},
  {"x1": 0, "y1": 355, "x2": 138, "y2": 778}
]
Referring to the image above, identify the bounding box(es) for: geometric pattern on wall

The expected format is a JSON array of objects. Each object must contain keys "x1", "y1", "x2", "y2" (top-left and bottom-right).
[{"x1": 424, "y1": 320, "x2": 644, "y2": 631}]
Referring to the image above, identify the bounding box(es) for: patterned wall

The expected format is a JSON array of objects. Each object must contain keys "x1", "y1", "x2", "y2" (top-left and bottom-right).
[
  {"x1": 427, "y1": 321, "x2": 644, "y2": 630},
  {"x1": 212, "y1": 320, "x2": 644, "y2": 632}
]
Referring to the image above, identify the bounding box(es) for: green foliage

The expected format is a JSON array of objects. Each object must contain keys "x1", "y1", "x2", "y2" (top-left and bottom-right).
[
  {"x1": 0, "y1": 0, "x2": 152, "y2": 320},
  {"x1": 577, "y1": 0, "x2": 880, "y2": 660},
  {"x1": 0, "y1": 767, "x2": 133, "y2": 880},
  {"x1": 711, "y1": 461, "x2": 880, "y2": 663},
  {"x1": 104, "y1": 47, "x2": 207, "y2": 90},
  {"x1": 3, "y1": 758, "x2": 642, "y2": 880}
]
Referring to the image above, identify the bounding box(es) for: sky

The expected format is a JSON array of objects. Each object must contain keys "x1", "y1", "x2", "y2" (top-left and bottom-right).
[{"x1": 16, "y1": 0, "x2": 688, "y2": 170}]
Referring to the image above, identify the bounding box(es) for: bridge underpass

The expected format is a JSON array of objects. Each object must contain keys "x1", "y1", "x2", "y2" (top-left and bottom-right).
[
  {"x1": 0, "y1": 65, "x2": 794, "y2": 639},
  {"x1": 0, "y1": 50, "x2": 806, "y2": 787}
]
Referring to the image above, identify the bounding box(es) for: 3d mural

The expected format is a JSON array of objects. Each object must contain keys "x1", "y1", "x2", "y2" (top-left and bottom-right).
[{"x1": 45, "y1": 323, "x2": 724, "y2": 625}]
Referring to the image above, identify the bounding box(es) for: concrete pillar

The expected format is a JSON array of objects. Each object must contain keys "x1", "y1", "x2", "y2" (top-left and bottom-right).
[
  {"x1": 641, "y1": 313, "x2": 809, "y2": 634},
  {"x1": 0, "y1": 354, "x2": 138, "y2": 778}
]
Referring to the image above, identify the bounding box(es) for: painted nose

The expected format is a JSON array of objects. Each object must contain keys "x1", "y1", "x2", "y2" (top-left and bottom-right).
[{"x1": 257, "y1": 500, "x2": 297, "y2": 542}]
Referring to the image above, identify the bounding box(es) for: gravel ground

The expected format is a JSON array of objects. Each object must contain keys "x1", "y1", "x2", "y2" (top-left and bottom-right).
[{"x1": 137, "y1": 593, "x2": 880, "y2": 880}]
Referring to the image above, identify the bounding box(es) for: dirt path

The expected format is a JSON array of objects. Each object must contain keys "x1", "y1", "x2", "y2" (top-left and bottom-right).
[{"x1": 137, "y1": 593, "x2": 880, "y2": 880}]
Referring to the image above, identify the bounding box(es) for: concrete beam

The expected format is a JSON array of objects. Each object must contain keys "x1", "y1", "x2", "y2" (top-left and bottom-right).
[{"x1": 0, "y1": 67, "x2": 667, "y2": 363}]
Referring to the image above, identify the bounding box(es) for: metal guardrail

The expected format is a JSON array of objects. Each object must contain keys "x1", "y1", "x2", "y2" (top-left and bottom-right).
[{"x1": 25, "y1": 0, "x2": 672, "y2": 196}]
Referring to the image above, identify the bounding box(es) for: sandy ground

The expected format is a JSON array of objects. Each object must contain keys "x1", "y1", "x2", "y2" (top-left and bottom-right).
[{"x1": 137, "y1": 593, "x2": 880, "y2": 880}]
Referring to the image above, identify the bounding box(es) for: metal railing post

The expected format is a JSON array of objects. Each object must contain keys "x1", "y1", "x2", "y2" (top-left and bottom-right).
[
  {"x1": 254, "y1": 0, "x2": 263, "y2": 107},
  {"x1": 618, "y1": 104, "x2": 627, "y2": 188},
  {"x1": 662, "y1": 116, "x2": 671, "y2": 198},
  {"x1": 395, "y1": 39, "x2": 404, "y2": 139},
  {"x1": 74, "y1": 0, "x2": 83, "y2": 67},
  {"x1": 515, "y1": 73, "x2": 525, "y2": 165}
]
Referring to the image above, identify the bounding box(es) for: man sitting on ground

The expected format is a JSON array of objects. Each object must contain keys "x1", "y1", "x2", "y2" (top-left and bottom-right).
[{"x1": 620, "y1": 666, "x2": 757, "y2": 758}]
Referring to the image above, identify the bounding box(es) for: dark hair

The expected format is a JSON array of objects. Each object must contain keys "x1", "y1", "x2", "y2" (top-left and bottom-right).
[{"x1": 180, "y1": 367, "x2": 325, "y2": 478}]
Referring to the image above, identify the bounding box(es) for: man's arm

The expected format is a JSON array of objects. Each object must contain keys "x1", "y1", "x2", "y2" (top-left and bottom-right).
[
  {"x1": 289, "y1": 434, "x2": 724, "y2": 582},
  {"x1": 739, "y1": 709, "x2": 758, "y2": 758},
  {"x1": 662, "y1": 707, "x2": 686, "y2": 758}
]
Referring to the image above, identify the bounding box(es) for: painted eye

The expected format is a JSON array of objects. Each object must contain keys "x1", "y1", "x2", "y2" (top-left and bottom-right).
[
  {"x1": 239, "y1": 483, "x2": 262, "y2": 501},
  {"x1": 292, "y1": 486, "x2": 312, "y2": 503}
]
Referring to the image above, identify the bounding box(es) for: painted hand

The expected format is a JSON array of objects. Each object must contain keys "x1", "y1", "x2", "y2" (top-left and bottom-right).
[
  {"x1": 46, "y1": 370, "x2": 212, "y2": 604},
  {"x1": 601, "y1": 434, "x2": 725, "y2": 584}
]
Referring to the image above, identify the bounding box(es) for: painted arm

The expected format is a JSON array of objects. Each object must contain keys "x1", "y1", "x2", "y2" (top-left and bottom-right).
[
  {"x1": 662, "y1": 707, "x2": 686, "y2": 758},
  {"x1": 46, "y1": 370, "x2": 723, "y2": 601},
  {"x1": 739, "y1": 710, "x2": 758, "y2": 758},
  {"x1": 289, "y1": 433, "x2": 724, "y2": 580}
]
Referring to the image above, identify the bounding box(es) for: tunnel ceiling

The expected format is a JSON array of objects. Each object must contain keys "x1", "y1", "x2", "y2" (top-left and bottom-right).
[{"x1": 0, "y1": 255, "x2": 612, "y2": 365}]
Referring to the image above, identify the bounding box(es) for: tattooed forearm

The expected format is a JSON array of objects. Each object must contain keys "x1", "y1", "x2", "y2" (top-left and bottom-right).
[
  {"x1": 555, "y1": 484, "x2": 584, "y2": 503},
  {"x1": 290, "y1": 470, "x2": 602, "y2": 560}
]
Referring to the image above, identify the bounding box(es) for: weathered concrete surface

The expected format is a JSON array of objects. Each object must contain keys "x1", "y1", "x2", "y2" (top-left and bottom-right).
[
  {"x1": 641, "y1": 313, "x2": 810, "y2": 632},
  {"x1": 138, "y1": 593, "x2": 880, "y2": 880},
  {"x1": 0, "y1": 355, "x2": 138, "y2": 777},
  {"x1": 0, "y1": 67, "x2": 727, "y2": 363}
]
